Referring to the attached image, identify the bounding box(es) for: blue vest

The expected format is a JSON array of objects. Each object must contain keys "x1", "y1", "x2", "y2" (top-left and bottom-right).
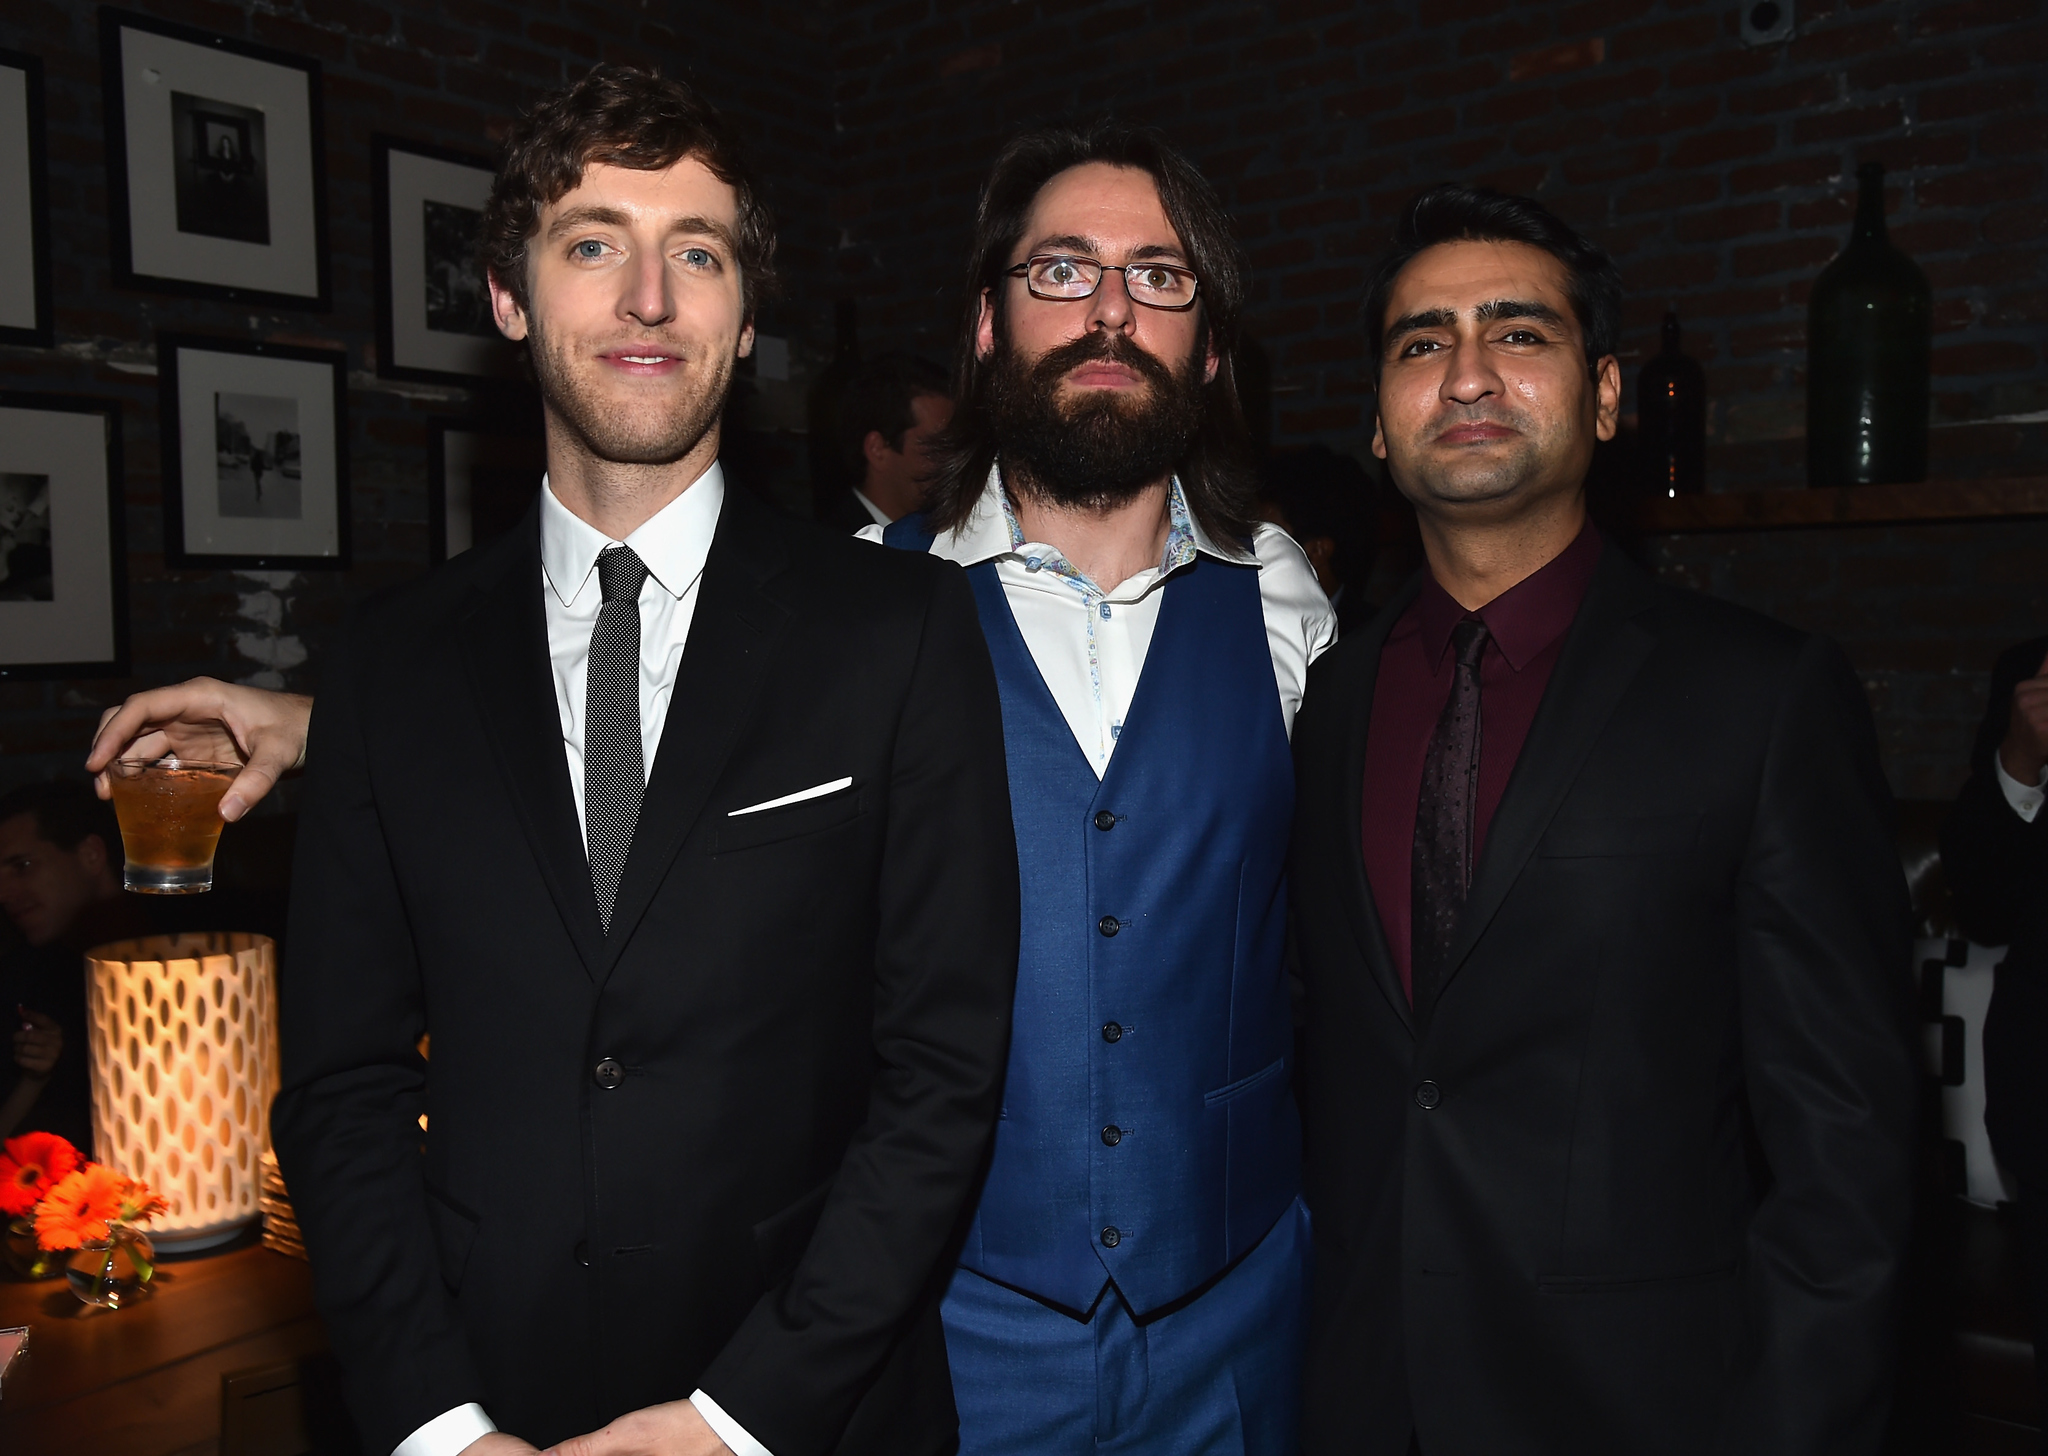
[{"x1": 888, "y1": 514, "x2": 1299, "y2": 1316}]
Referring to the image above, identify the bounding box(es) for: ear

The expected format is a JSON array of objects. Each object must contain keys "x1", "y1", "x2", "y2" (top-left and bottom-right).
[
  {"x1": 1370, "y1": 413, "x2": 1388, "y2": 461},
  {"x1": 488, "y1": 269, "x2": 530, "y2": 343},
  {"x1": 738, "y1": 321, "x2": 756, "y2": 359},
  {"x1": 1593, "y1": 354, "x2": 1621, "y2": 443},
  {"x1": 863, "y1": 429, "x2": 893, "y2": 466},
  {"x1": 1203, "y1": 326, "x2": 1221, "y2": 386},
  {"x1": 974, "y1": 288, "x2": 998, "y2": 361}
]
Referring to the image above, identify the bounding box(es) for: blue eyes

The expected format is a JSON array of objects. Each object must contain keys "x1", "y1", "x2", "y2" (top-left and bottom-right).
[
  {"x1": 568, "y1": 241, "x2": 718, "y2": 269},
  {"x1": 682, "y1": 248, "x2": 713, "y2": 268},
  {"x1": 574, "y1": 240, "x2": 606, "y2": 259}
]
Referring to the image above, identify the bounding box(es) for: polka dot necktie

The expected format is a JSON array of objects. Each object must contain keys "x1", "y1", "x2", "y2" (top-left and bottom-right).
[
  {"x1": 1410, "y1": 616, "x2": 1490, "y2": 1031},
  {"x1": 585, "y1": 544, "x2": 649, "y2": 933}
]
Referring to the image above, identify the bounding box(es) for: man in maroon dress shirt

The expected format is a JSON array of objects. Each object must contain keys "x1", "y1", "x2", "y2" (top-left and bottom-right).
[{"x1": 1288, "y1": 184, "x2": 1920, "y2": 1455}]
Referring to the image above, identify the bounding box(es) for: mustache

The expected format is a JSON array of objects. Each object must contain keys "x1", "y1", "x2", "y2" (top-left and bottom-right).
[{"x1": 1026, "y1": 329, "x2": 1180, "y2": 394}]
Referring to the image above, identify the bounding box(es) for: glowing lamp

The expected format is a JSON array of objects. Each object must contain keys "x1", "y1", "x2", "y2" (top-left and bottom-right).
[{"x1": 83, "y1": 933, "x2": 279, "y2": 1252}]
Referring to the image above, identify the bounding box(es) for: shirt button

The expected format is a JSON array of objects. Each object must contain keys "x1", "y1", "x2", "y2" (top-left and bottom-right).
[
  {"x1": 1024, "y1": 556, "x2": 1043, "y2": 572},
  {"x1": 1101, "y1": 1022, "x2": 1123, "y2": 1043},
  {"x1": 574, "y1": 1241, "x2": 591, "y2": 1267},
  {"x1": 1414, "y1": 1080, "x2": 1442, "y2": 1110},
  {"x1": 1100, "y1": 1226, "x2": 1122, "y2": 1248},
  {"x1": 1101, "y1": 1125, "x2": 1123, "y2": 1146},
  {"x1": 1098, "y1": 915, "x2": 1120, "y2": 938},
  {"x1": 594, "y1": 1058, "x2": 625, "y2": 1090},
  {"x1": 1099, "y1": 603, "x2": 1112, "y2": 620},
  {"x1": 1093, "y1": 810, "x2": 1117, "y2": 831}
]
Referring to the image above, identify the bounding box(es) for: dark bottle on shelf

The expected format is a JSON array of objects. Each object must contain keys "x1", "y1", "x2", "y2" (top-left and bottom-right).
[
  {"x1": 1806, "y1": 161, "x2": 1931, "y2": 487},
  {"x1": 1637, "y1": 310, "x2": 1706, "y2": 498}
]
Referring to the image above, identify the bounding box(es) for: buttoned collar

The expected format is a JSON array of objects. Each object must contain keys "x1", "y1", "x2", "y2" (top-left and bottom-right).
[
  {"x1": 1413, "y1": 515, "x2": 1603, "y2": 675},
  {"x1": 930, "y1": 464, "x2": 1252, "y2": 587},
  {"x1": 539, "y1": 462, "x2": 725, "y2": 608}
]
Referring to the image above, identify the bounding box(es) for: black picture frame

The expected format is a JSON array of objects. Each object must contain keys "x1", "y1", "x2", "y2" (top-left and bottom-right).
[
  {"x1": 373, "y1": 135, "x2": 517, "y2": 386},
  {"x1": 0, "y1": 50, "x2": 53, "y2": 348},
  {"x1": 427, "y1": 415, "x2": 544, "y2": 563},
  {"x1": 158, "y1": 332, "x2": 350, "y2": 570},
  {"x1": 100, "y1": 7, "x2": 330, "y2": 310},
  {"x1": 0, "y1": 393, "x2": 128, "y2": 680}
]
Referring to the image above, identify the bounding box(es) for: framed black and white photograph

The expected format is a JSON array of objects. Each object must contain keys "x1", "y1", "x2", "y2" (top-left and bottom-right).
[
  {"x1": 375, "y1": 136, "x2": 517, "y2": 385},
  {"x1": 0, "y1": 50, "x2": 53, "y2": 348},
  {"x1": 101, "y1": 9, "x2": 328, "y2": 308},
  {"x1": 0, "y1": 394, "x2": 126, "y2": 679},
  {"x1": 159, "y1": 333, "x2": 348, "y2": 569},
  {"x1": 428, "y1": 416, "x2": 544, "y2": 562}
]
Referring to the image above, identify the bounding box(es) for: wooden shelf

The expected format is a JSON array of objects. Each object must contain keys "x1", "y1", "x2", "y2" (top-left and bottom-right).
[{"x1": 1636, "y1": 477, "x2": 2048, "y2": 533}]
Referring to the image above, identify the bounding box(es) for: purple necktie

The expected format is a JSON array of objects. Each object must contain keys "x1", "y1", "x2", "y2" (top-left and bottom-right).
[{"x1": 1410, "y1": 617, "x2": 1490, "y2": 1030}]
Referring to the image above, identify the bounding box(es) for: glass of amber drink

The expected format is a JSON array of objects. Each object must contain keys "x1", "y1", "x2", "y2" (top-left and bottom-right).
[{"x1": 106, "y1": 758, "x2": 237, "y2": 894}]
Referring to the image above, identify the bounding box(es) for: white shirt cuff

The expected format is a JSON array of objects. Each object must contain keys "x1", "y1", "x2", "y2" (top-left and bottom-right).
[
  {"x1": 691, "y1": 1388, "x2": 773, "y2": 1456},
  {"x1": 393, "y1": 1402, "x2": 495, "y2": 1456},
  {"x1": 1996, "y1": 756, "x2": 2047, "y2": 824}
]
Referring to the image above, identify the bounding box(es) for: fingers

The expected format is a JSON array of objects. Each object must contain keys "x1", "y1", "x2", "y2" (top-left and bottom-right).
[
  {"x1": 84, "y1": 678, "x2": 234, "y2": 772},
  {"x1": 220, "y1": 756, "x2": 285, "y2": 823},
  {"x1": 18, "y1": 1008, "x2": 58, "y2": 1031}
]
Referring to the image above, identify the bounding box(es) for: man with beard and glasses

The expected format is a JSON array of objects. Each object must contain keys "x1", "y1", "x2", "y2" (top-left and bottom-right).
[
  {"x1": 869, "y1": 124, "x2": 1336, "y2": 1456},
  {"x1": 90, "y1": 68, "x2": 1019, "y2": 1456},
  {"x1": 1288, "y1": 184, "x2": 1918, "y2": 1454}
]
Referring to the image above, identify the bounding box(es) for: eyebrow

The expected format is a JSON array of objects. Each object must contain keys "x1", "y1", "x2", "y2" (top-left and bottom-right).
[
  {"x1": 545, "y1": 206, "x2": 740, "y2": 253},
  {"x1": 1021, "y1": 233, "x2": 1190, "y2": 264},
  {"x1": 1383, "y1": 298, "x2": 1570, "y2": 348}
]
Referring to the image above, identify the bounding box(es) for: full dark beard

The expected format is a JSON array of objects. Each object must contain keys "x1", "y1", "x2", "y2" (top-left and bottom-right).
[
  {"x1": 986, "y1": 329, "x2": 1206, "y2": 511},
  {"x1": 527, "y1": 315, "x2": 731, "y2": 466}
]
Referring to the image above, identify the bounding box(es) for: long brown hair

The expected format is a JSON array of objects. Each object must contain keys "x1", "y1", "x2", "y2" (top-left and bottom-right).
[{"x1": 923, "y1": 122, "x2": 1258, "y2": 543}]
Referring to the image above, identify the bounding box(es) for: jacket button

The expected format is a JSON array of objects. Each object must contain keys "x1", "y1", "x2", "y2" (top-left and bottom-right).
[
  {"x1": 1414, "y1": 1080, "x2": 1441, "y2": 1110},
  {"x1": 1101, "y1": 1022, "x2": 1123, "y2": 1043},
  {"x1": 594, "y1": 1058, "x2": 625, "y2": 1089},
  {"x1": 1100, "y1": 1226, "x2": 1122, "y2": 1248},
  {"x1": 1098, "y1": 915, "x2": 1120, "y2": 938},
  {"x1": 1101, "y1": 1124, "x2": 1123, "y2": 1146},
  {"x1": 574, "y1": 1241, "x2": 590, "y2": 1267},
  {"x1": 1093, "y1": 810, "x2": 1117, "y2": 831}
]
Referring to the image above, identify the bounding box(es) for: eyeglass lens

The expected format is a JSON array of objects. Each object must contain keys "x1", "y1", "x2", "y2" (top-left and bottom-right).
[{"x1": 1024, "y1": 256, "x2": 1198, "y2": 308}]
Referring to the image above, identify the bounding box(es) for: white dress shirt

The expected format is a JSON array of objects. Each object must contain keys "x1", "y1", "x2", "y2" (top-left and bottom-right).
[
  {"x1": 851, "y1": 487, "x2": 891, "y2": 527},
  {"x1": 400, "y1": 462, "x2": 770, "y2": 1456},
  {"x1": 861, "y1": 466, "x2": 1337, "y2": 775},
  {"x1": 1998, "y1": 755, "x2": 2047, "y2": 823}
]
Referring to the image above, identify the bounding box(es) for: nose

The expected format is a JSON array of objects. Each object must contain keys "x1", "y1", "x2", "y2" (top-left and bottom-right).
[
  {"x1": 1084, "y1": 266, "x2": 1136, "y2": 335},
  {"x1": 619, "y1": 245, "x2": 674, "y2": 329},
  {"x1": 1441, "y1": 334, "x2": 1504, "y2": 407}
]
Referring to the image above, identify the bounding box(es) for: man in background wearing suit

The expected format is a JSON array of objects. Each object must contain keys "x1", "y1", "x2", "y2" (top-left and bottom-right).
[
  {"x1": 1288, "y1": 185, "x2": 1919, "y2": 1455},
  {"x1": 152, "y1": 67, "x2": 1018, "y2": 1456},
  {"x1": 821, "y1": 352, "x2": 952, "y2": 532},
  {"x1": 1943, "y1": 637, "x2": 2048, "y2": 1437}
]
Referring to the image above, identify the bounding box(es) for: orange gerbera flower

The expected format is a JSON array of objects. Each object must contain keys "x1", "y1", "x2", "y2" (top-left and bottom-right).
[
  {"x1": 0, "y1": 1131, "x2": 82, "y2": 1218},
  {"x1": 34, "y1": 1164, "x2": 127, "y2": 1251}
]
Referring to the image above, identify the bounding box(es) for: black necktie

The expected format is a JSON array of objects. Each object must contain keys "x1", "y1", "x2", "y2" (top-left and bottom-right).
[
  {"x1": 585, "y1": 544, "x2": 648, "y2": 932},
  {"x1": 1410, "y1": 617, "x2": 1490, "y2": 1031}
]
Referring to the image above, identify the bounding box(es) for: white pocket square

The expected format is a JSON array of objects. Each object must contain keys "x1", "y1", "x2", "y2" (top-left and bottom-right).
[{"x1": 727, "y1": 777, "x2": 854, "y2": 817}]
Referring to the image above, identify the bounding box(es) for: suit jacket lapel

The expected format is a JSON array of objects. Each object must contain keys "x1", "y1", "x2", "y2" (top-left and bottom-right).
[
  {"x1": 1437, "y1": 546, "x2": 1659, "y2": 993},
  {"x1": 596, "y1": 486, "x2": 795, "y2": 978},
  {"x1": 1331, "y1": 573, "x2": 1424, "y2": 1038},
  {"x1": 457, "y1": 505, "x2": 609, "y2": 977}
]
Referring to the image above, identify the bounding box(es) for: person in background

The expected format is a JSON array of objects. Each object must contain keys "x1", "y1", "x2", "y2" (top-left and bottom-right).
[
  {"x1": 0, "y1": 781, "x2": 150, "y2": 1149},
  {"x1": 820, "y1": 352, "x2": 952, "y2": 532},
  {"x1": 1943, "y1": 636, "x2": 2048, "y2": 1445},
  {"x1": 1258, "y1": 442, "x2": 1379, "y2": 634},
  {"x1": 877, "y1": 121, "x2": 1336, "y2": 1455},
  {"x1": 1288, "y1": 183, "x2": 1919, "y2": 1455}
]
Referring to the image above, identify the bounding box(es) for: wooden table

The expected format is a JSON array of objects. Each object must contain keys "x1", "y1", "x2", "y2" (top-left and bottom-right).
[{"x1": 0, "y1": 1237, "x2": 343, "y2": 1455}]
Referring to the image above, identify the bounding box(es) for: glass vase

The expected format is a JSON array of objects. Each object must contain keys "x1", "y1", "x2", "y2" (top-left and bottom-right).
[
  {"x1": 1, "y1": 1216, "x2": 60, "y2": 1281},
  {"x1": 65, "y1": 1225, "x2": 155, "y2": 1309}
]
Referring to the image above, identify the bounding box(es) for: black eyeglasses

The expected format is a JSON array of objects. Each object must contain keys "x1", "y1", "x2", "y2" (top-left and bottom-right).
[{"x1": 1004, "y1": 254, "x2": 1201, "y2": 311}]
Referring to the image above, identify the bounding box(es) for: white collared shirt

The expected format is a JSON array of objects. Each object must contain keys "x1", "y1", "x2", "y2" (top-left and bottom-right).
[
  {"x1": 851, "y1": 487, "x2": 891, "y2": 527},
  {"x1": 1998, "y1": 756, "x2": 2047, "y2": 823},
  {"x1": 861, "y1": 466, "x2": 1338, "y2": 777},
  {"x1": 401, "y1": 461, "x2": 773, "y2": 1456}
]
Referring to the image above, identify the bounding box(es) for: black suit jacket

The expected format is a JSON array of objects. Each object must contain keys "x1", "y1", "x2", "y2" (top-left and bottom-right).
[
  {"x1": 1943, "y1": 635, "x2": 2048, "y2": 1185},
  {"x1": 1290, "y1": 545, "x2": 1919, "y2": 1456},
  {"x1": 822, "y1": 488, "x2": 881, "y2": 535},
  {"x1": 271, "y1": 486, "x2": 1019, "y2": 1456}
]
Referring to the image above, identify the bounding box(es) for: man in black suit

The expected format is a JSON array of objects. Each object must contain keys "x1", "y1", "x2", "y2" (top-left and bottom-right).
[
  {"x1": 820, "y1": 353, "x2": 952, "y2": 533},
  {"x1": 1943, "y1": 637, "x2": 2048, "y2": 1437},
  {"x1": 248, "y1": 68, "x2": 1015, "y2": 1456},
  {"x1": 1288, "y1": 184, "x2": 1919, "y2": 1454}
]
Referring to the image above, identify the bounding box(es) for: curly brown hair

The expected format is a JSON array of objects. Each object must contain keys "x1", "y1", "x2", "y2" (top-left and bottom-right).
[{"x1": 479, "y1": 65, "x2": 777, "y2": 323}]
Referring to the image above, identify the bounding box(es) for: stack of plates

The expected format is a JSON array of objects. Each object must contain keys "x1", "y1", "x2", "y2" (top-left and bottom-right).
[{"x1": 260, "y1": 1150, "x2": 307, "y2": 1261}]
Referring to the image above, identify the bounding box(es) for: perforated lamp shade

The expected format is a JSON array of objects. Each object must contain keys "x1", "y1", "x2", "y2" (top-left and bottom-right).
[{"x1": 84, "y1": 933, "x2": 279, "y2": 1252}]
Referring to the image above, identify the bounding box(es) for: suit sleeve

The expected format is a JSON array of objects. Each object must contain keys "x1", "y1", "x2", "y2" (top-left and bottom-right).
[
  {"x1": 1720, "y1": 634, "x2": 1919, "y2": 1456},
  {"x1": 698, "y1": 562, "x2": 1020, "y2": 1456},
  {"x1": 1942, "y1": 640, "x2": 2048, "y2": 948},
  {"x1": 269, "y1": 614, "x2": 487, "y2": 1456}
]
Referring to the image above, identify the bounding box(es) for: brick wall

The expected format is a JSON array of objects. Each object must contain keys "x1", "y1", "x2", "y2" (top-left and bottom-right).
[{"x1": 0, "y1": 0, "x2": 830, "y2": 789}]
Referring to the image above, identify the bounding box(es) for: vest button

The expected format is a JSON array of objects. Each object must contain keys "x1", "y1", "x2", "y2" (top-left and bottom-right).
[
  {"x1": 1098, "y1": 915, "x2": 1120, "y2": 938},
  {"x1": 574, "y1": 1241, "x2": 591, "y2": 1267},
  {"x1": 1100, "y1": 1226, "x2": 1122, "y2": 1248},
  {"x1": 1414, "y1": 1080, "x2": 1441, "y2": 1110},
  {"x1": 1101, "y1": 1124, "x2": 1123, "y2": 1146},
  {"x1": 594, "y1": 1058, "x2": 625, "y2": 1089},
  {"x1": 1101, "y1": 1022, "x2": 1123, "y2": 1043},
  {"x1": 1093, "y1": 810, "x2": 1117, "y2": 831}
]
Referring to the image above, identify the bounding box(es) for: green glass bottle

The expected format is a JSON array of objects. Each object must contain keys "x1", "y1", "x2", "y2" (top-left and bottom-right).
[
  {"x1": 1637, "y1": 310, "x2": 1706, "y2": 497},
  {"x1": 1806, "y1": 161, "x2": 1931, "y2": 487}
]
